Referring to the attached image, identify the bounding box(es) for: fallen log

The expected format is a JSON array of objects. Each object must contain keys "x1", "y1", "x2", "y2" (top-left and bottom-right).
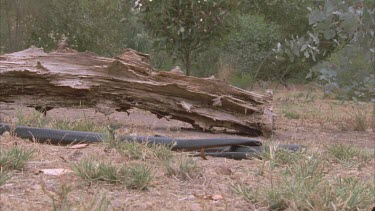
[{"x1": 0, "y1": 45, "x2": 274, "y2": 136}]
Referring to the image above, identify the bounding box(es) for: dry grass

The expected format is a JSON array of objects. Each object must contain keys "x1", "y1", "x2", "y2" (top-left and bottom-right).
[
  {"x1": 164, "y1": 154, "x2": 200, "y2": 180},
  {"x1": 73, "y1": 158, "x2": 152, "y2": 190},
  {"x1": 0, "y1": 146, "x2": 35, "y2": 170},
  {"x1": 233, "y1": 145, "x2": 374, "y2": 210},
  {"x1": 14, "y1": 109, "x2": 107, "y2": 132},
  {"x1": 0, "y1": 145, "x2": 35, "y2": 186},
  {"x1": 275, "y1": 87, "x2": 374, "y2": 132},
  {"x1": 0, "y1": 85, "x2": 374, "y2": 210},
  {"x1": 0, "y1": 168, "x2": 12, "y2": 186}
]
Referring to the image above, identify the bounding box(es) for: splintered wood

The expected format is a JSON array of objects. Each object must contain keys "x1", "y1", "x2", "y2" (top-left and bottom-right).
[{"x1": 0, "y1": 46, "x2": 274, "y2": 136}]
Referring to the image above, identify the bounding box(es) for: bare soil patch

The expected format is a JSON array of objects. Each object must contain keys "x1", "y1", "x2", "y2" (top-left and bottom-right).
[{"x1": 1, "y1": 85, "x2": 374, "y2": 210}]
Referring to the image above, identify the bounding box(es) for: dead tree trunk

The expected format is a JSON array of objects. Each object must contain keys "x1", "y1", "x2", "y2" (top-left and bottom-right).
[{"x1": 0, "y1": 46, "x2": 274, "y2": 136}]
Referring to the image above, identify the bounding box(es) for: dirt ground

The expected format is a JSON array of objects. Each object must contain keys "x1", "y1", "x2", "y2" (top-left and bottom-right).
[{"x1": 0, "y1": 84, "x2": 374, "y2": 210}]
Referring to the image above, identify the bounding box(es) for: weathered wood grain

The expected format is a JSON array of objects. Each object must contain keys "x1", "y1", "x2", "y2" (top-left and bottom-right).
[{"x1": 0, "y1": 46, "x2": 274, "y2": 136}]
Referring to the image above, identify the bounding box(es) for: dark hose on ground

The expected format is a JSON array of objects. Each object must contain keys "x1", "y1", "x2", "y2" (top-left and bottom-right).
[{"x1": 0, "y1": 123, "x2": 303, "y2": 159}]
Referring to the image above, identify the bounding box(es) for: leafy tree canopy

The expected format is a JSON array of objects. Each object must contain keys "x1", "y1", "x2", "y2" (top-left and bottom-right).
[
  {"x1": 136, "y1": 0, "x2": 238, "y2": 75},
  {"x1": 275, "y1": 0, "x2": 374, "y2": 101}
]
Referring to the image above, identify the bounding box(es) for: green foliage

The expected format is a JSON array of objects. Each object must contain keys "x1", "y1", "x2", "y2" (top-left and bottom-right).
[
  {"x1": 32, "y1": 0, "x2": 149, "y2": 56},
  {"x1": 228, "y1": 72, "x2": 255, "y2": 89},
  {"x1": 276, "y1": 0, "x2": 370, "y2": 62},
  {"x1": 0, "y1": 0, "x2": 153, "y2": 56},
  {"x1": 137, "y1": 0, "x2": 238, "y2": 75},
  {"x1": 276, "y1": 0, "x2": 374, "y2": 101},
  {"x1": 230, "y1": 0, "x2": 316, "y2": 84},
  {"x1": 312, "y1": 44, "x2": 374, "y2": 101},
  {"x1": 239, "y1": 0, "x2": 313, "y2": 36},
  {"x1": 191, "y1": 45, "x2": 222, "y2": 77},
  {"x1": 1, "y1": 0, "x2": 371, "y2": 89},
  {"x1": 223, "y1": 15, "x2": 282, "y2": 82}
]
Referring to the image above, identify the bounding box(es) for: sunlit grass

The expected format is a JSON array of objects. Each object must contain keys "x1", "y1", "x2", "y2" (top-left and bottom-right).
[
  {"x1": 233, "y1": 148, "x2": 374, "y2": 210},
  {"x1": 72, "y1": 158, "x2": 152, "y2": 190}
]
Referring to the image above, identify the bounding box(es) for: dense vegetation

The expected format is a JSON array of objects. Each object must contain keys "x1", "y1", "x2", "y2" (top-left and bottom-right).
[{"x1": 0, "y1": 0, "x2": 373, "y2": 101}]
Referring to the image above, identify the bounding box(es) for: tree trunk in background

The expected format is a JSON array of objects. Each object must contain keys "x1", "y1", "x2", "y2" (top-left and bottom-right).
[
  {"x1": 183, "y1": 49, "x2": 192, "y2": 76},
  {"x1": 0, "y1": 46, "x2": 275, "y2": 136},
  {"x1": 5, "y1": 2, "x2": 13, "y2": 52}
]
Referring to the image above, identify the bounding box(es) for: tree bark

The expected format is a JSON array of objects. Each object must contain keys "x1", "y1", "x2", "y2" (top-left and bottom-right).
[{"x1": 0, "y1": 46, "x2": 275, "y2": 136}]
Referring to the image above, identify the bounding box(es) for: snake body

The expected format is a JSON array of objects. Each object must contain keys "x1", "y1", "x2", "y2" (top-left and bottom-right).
[{"x1": 0, "y1": 123, "x2": 302, "y2": 159}]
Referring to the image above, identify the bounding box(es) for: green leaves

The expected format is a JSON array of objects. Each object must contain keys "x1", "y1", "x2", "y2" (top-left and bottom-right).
[
  {"x1": 313, "y1": 44, "x2": 374, "y2": 101},
  {"x1": 223, "y1": 14, "x2": 282, "y2": 82},
  {"x1": 309, "y1": 9, "x2": 326, "y2": 25},
  {"x1": 323, "y1": 29, "x2": 336, "y2": 40},
  {"x1": 276, "y1": 0, "x2": 374, "y2": 101},
  {"x1": 137, "y1": 0, "x2": 238, "y2": 75},
  {"x1": 0, "y1": 0, "x2": 151, "y2": 56}
]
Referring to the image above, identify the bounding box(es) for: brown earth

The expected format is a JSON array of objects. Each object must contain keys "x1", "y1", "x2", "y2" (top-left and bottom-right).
[{"x1": 0, "y1": 84, "x2": 374, "y2": 210}]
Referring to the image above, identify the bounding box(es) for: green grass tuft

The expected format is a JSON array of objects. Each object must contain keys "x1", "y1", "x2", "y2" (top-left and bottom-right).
[
  {"x1": 0, "y1": 168, "x2": 12, "y2": 186},
  {"x1": 108, "y1": 139, "x2": 174, "y2": 161},
  {"x1": 260, "y1": 144, "x2": 306, "y2": 166},
  {"x1": 164, "y1": 154, "x2": 199, "y2": 180},
  {"x1": 73, "y1": 159, "x2": 152, "y2": 190},
  {"x1": 51, "y1": 118, "x2": 106, "y2": 133},
  {"x1": 72, "y1": 159, "x2": 103, "y2": 182},
  {"x1": 119, "y1": 164, "x2": 152, "y2": 190},
  {"x1": 325, "y1": 144, "x2": 372, "y2": 164},
  {"x1": 115, "y1": 142, "x2": 150, "y2": 160},
  {"x1": 283, "y1": 110, "x2": 300, "y2": 119},
  {"x1": 351, "y1": 107, "x2": 369, "y2": 131},
  {"x1": 16, "y1": 109, "x2": 47, "y2": 128},
  {"x1": 0, "y1": 146, "x2": 35, "y2": 170},
  {"x1": 233, "y1": 149, "x2": 374, "y2": 210}
]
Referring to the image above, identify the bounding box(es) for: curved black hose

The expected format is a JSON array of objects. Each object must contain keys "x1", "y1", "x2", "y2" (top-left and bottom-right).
[
  {"x1": 118, "y1": 135, "x2": 261, "y2": 151},
  {"x1": 0, "y1": 123, "x2": 304, "y2": 159},
  {"x1": 0, "y1": 123, "x2": 263, "y2": 158},
  {"x1": 0, "y1": 123, "x2": 261, "y2": 146},
  {"x1": 0, "y1": 124, "x2": 104, "y2": 144}
]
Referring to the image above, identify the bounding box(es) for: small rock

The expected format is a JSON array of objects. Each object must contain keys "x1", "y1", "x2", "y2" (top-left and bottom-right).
[{"x1": 1, "y1": 131, "x2": 10, "y2": 137}]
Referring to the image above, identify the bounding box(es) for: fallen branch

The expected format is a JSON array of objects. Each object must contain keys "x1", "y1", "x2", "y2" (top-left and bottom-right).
[{"x1": 0, "y1": 46, "x2": 274, "y2": 136}]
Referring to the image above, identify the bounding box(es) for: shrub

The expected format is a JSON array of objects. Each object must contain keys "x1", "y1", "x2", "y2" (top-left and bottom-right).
[
  {"x1": 312, "y1": 44, "x2": 374, "y2": 101},
  {"x1": 221, "y1": 14, "x2": 283, "y2": 87}
]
